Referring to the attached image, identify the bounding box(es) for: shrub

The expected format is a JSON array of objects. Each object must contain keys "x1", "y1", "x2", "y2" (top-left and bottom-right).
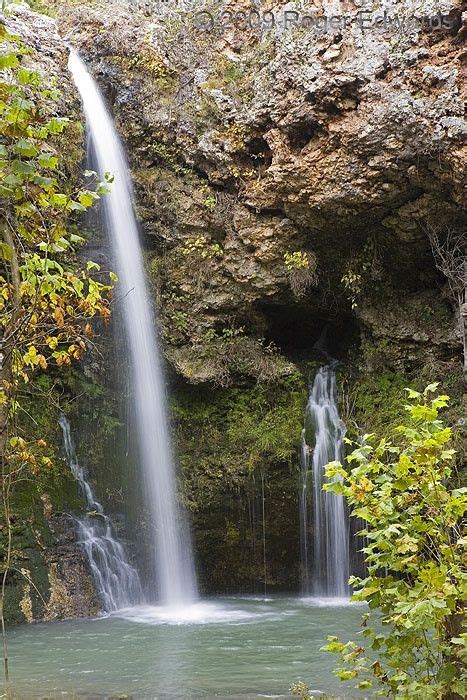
[
  {"x1": 322, "y1": 385, "x2": 466, "y2": 699},
  {"x1": 284, "y1": 251, "x2": 318, "y2": 299}
]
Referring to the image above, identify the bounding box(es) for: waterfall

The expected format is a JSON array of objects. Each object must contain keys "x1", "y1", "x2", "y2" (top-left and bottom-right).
[
  {"x1": 68, "y1": 50, "x2": 197, "y2": 607},
  {"x1": 300, "y1": 365, "x2": 350, "y2": 598},
  {"x1": 59, "y1": 415, "x2": 143, "y2": 611},
  {"x1": 299, "y1": 428, "x2": 311, "y2": 594}
]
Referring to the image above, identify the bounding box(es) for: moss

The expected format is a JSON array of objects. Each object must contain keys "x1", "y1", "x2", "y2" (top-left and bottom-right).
[
  {"x1": 202, "y1": 54, "x2": 246, "y2": 91},
  {"x1": 148, "y1": 141, "x2": 192, "y2": 176},
  {"x1": 3, "y1": 358, "x2": 126, "y2": 625},
  {"x1": 171, "y1": 371, "x2": 307, "y2": 592},
  {"x1": 341, "y1": 361, "x2": 465, "y2": 476},
  {"x1": 341, "y1": 370, "x2": 409, "y2": 439},
  {"x1": 2, "y1": 480, "x2": 52, "y2": 625},
  {"x1": 111, "y1": 51, "x2": 177, "y2": 97}
]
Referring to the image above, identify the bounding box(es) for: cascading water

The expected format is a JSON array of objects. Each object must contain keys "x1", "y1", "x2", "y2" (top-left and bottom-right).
[
  {"x1": 68, "y1": 50, "x2": 197, "y2": 607},
  {"x1": 300, "y1": 365, "x2": 350, "y2": 598},
  {"x1": 59, "y1": 415, "x2": 143, "y2": 611},
  {"x1": 299, "y1": 428, "x2": 311, "y2": 594}
]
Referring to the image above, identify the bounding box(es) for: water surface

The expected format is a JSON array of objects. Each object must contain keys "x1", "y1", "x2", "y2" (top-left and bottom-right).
[{"x1": 7, "y1": 597, "x2": 365, "y2": 698}]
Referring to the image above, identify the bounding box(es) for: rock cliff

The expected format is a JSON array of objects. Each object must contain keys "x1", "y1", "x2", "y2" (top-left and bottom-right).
[
  {"x1": 57, "y1": 0, "x2": 465, "y2": 383},
  {"x1": 2, "y1": 0, "x2": 465, "y2": 615}
]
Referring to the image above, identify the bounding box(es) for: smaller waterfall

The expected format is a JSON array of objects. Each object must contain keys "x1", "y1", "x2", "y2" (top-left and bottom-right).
[
  {"x1": 59, "y1": 415, "x2": 143, "y2": 612},
  {"x1": 300, "y1": 366, "x2": 350, "y2": 598},
  {"x1": 299, "y1": 429, "x2": 311, "y2": 594}
]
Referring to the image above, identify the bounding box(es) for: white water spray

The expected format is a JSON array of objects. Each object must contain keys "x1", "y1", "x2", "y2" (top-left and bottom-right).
[
  {"x1": 300, "y1": 365, "x2": 350, "y2": 598},
  {"x1": 68, "y1": 50, "x2": 197, "y2": 607},
  {"x1": 59, "y1": 415, "x2": 142, "y2": 611}
]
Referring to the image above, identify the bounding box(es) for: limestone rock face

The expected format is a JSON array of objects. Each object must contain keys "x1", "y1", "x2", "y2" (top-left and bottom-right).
[
  {"x1": 5, "y1": 5, "x2": 68, "y2": 83},
  {"x1": 56, "y1": 0, "x2": 465, "y2": 382}
]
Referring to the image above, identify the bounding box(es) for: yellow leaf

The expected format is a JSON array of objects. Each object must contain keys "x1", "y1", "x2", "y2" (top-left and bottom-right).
[{"x1": 54, "y1": 307, "x2": 64, "y2": 327}]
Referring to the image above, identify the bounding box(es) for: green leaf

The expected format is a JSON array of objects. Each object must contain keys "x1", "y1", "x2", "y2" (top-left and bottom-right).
[
  {"x1": 17, "y1": 68, "x2": 39, "y2": 86},
  {"x1": 78, "y1": 190, "x2": 99, "y2": 207},
  {"x1": 0, "y1": 52, "x2": 19, "y2": 70},
  {"x1": 32, "y1": 175, "x2": 54, "y2": 188},
  {"x1": 37, "y1": 152, "x2": 58, "y2": 169},
  {"x1": 70, "y1": 234, "x2": 85, "y2": 245},
  {"x1": 14, "y1": 138, "x2": 38, "y2": 157},
  {"x1": 424, "y1": 382, "x2": 440, "y2": 394},
  {"x1": 51, "y1": 193, "x2": 68, "y2": 207},
  {"x1": 405, "y1": 388, "x2": 421, "y2": 399},
  {"x1": 0, "y1": 242, "x2": 13, "y2": 261},
  {"x1": 68, "y1": 200, "x2": 87, "y2": 212},
  {"x1": 3, "y1": 173, "x2": 22, "y2": 187},
  {"x1": 12, "y1": 159, "x2": 35, "y2": 176},
  {"x1": 323, "y1": 481, "x2": 346, "y2": 496},
  {"x1": 47, "y1": 116, "x2": 69, "y2": 134}
]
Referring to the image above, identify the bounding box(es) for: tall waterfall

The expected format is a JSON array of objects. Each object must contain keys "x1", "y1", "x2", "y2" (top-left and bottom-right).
[
  {"x1": 59, "y1": 415, "x2": 143, "y2": 611},
  {"x1": 69, "y1": 51, "x2": 197, "y2": 607},
  {"x1": 300, "y1": 365, "x2": 350, "y2": 598}
]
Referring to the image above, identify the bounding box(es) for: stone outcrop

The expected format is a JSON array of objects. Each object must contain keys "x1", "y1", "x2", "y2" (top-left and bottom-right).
[{"x1": 56, "y1": 0, "x2": 465, "y2": 383}]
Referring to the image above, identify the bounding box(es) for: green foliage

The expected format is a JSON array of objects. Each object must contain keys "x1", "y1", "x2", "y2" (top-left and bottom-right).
[
  {"x1": 181, "y1": 234, "x2": 223, "y2": 260},
  {"x1": 0, "y1": 23, "x2": 113, "y2": 395},
  {"x1": 149, "y1": 141, "x2": 190, "y2": 176},
  {"x1": 322, "y1": 385, "x2": 466, "y2": 698},
  {"x1": 202, "y1": 54, "x2": 245, "y2": 90},
  {"x1": 343, "y1": 370, "x2": 408, "y2": 437},
  {"x1": 341, "y1": 269, "x2": 362, "y2": 310},
  {"x1": 290, "y1": 681, "x2": 314, "y2": 699},
  {"x1": 25, "y1": 0, "x2": 99, "y2": 17},
  {"x1": 284, "y1": 251, "x2": 311, "y2": 271},
  {"x1": 284, "y1": 251, "x2": 318, "y2": 299},
  {"x1": 341, "y1": 236, "x2": 382, "y2": 309},
  {"x1": 126, "y1": 49, "x2": 176, "y2": 94},
  {"x1": 173, "y1": 372, "x2": 306, "y2": 507},
  {"x1": 172, "y1": 373, "x2": 306, "y2": 590},
  {"x1": 203, "y1": 194, "x2": 216, "y2": 210},
  {"x1": 226, "y1": 376, "x2": 305, "y2": 468},
  {"x1": 0, "y1": 21, "x2": 115, "y2": 630}
]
